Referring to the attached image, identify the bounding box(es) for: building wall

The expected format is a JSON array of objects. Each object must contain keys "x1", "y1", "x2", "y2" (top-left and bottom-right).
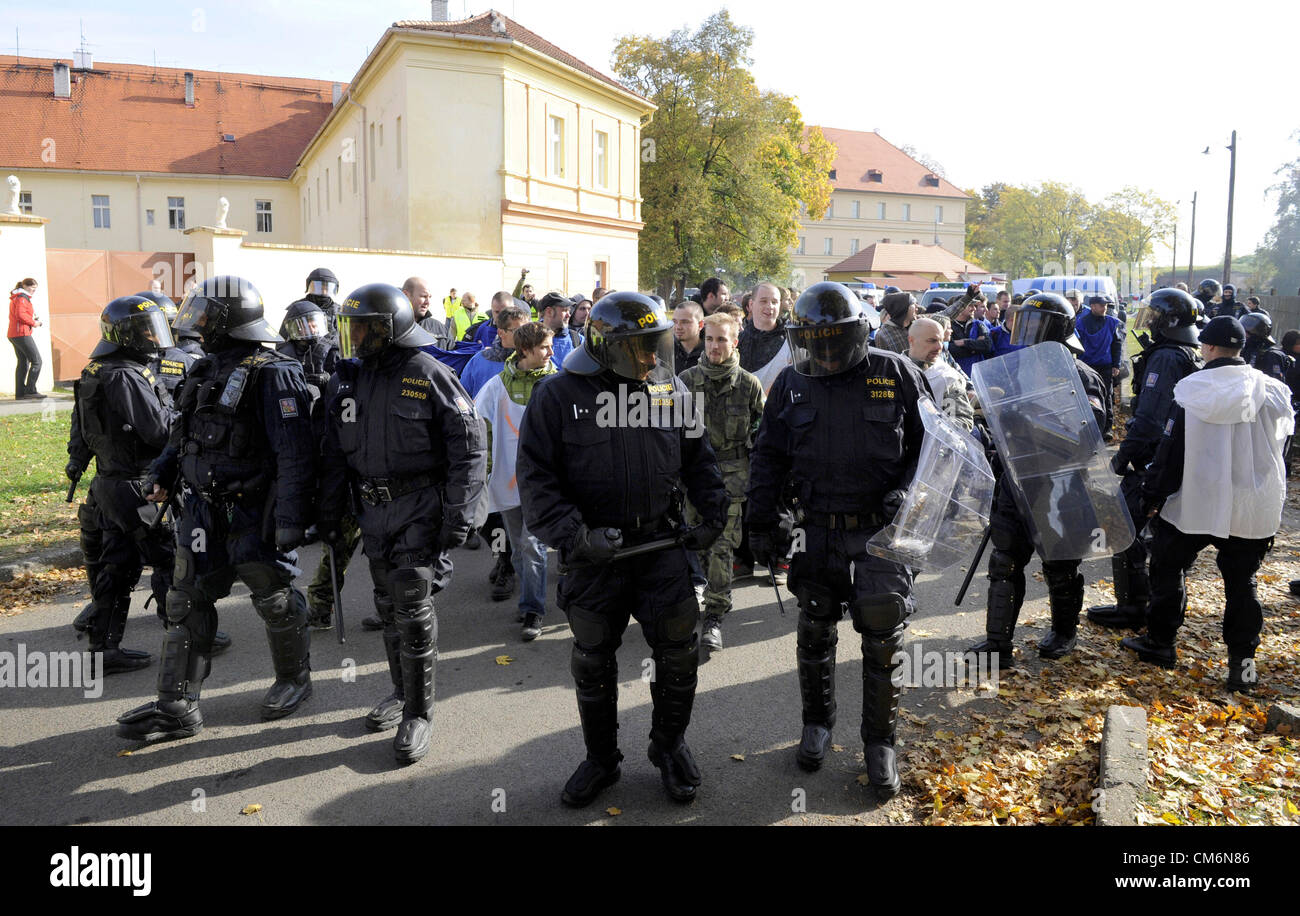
[
  {"x1": 792, "y1": 189, "x2": 968, "y2": 285},
  {"x1": 501, "y1": 218, "x2": 638, "y2": 298},
  {"x1": 6, "y1": 170, "x2": 298, "y2": 253}
]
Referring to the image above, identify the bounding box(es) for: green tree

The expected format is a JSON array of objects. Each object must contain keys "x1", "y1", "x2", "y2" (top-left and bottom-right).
[
  {"x1": 1082, "y1": 187, "x2": 1175, "y2": 267},
  {"x1": 612, "y1": 10, "x2": 834, "y2": 296},
  {"x1": 1261, "y1": 134, "x2": 1300, "y2": 295}
]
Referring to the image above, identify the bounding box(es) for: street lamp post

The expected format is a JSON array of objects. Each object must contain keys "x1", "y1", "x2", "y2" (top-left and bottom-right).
[
  {"x1": 1186, "y1": 190, "x2": 1198, "y2": 288},
  {"x1": 1223, "y1": 130, "x2": 1237, "y2": 285}
]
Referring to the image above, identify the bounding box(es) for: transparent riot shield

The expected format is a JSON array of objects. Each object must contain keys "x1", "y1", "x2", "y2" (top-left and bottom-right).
[
  {"x1": 972, "y1": 341, "x2": 1134, "y2": 561},
  {"x1": 867, "y1": 398, "x2": 995, "y2": 571}
]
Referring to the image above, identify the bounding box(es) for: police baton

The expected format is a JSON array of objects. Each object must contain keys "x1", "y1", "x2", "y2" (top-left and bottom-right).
[
  {"x1": 326, "y1": 542, "x2": 346, "y2": 644},
  {"x1": 65, "y1": 475, "x2": 79, "y2": 503},
  {"x1": 607, "y1": 536, "x2": 682, "y2": 562},
  {"x1": 955, "y1": 524, "x2": 992, "y2": 606}
]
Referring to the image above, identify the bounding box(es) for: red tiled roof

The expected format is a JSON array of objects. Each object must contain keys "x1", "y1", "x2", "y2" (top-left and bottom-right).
[
  {"x1": 0, "y1": 56, "x2": 340, "y2": 178},
  {"x1": 828, "y1": 242, "x2": 983, "y2": 277},
  {"x1": 395, "y1": 10, "x2": 646, "y2": 102},
  {"x1": 815, "y1": 127, "x2": 969, "y2": 199}
]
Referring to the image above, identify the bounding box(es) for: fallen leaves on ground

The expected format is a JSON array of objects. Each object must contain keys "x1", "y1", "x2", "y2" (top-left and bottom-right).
[
  {"x1": 0, "y1": 567, "x2": 86, "y2": 615},
  {"x1": 888, "y1": 515, "x2": 1300, "y2": 826},
  {"x1": 494, "y1": 655, "x2": 513, "y2": 666},
  {"x1": 240, "y1": 803, "x2": 262, "y2": 816},
  {"x1": 605, "y1": 806, "x2": 621, "y2": 816}
]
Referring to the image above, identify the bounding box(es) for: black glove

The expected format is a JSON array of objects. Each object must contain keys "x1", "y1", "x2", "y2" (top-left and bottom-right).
[
  {"x1": 749, "y1": 526, "x2": 790, "y2": 569},
  {"x1": 65, "y1": 462, "x2": 83, "y2": 483},
  {"x1": 966, "y1": 283, "x2": 985, "y2": 302},
  {"x1": 883, "y1": 488, "x2": 906, "y2": 519},
  {"x1": 568, "y1": 524, "x2": 623, "y2": 565},
  {"x1": 319, "y1": 521, "x2": 343, "y2": 546},
  {"x1": 1110, "y1": 453, "x2": 1128, "y2": 476},
  {"x1": 275, "y1": 526, "x2": 306, "y2": 552},
  {"x1": 682, "y1": 521, "x2": 725, "y2": 551},
  {"x1": 440, "y1": 524, "x2": 470, "y2": 550}
]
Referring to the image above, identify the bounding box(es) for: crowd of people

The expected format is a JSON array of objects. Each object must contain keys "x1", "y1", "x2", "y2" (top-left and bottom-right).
[{"x1": 60, "y1": 263, "x2": 1298, "y2": 809}]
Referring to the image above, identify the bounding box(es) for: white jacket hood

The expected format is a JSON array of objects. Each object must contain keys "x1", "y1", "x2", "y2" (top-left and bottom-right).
[{"x1": 1174, "y1": 363, "x2": 1283, "y2": 426}]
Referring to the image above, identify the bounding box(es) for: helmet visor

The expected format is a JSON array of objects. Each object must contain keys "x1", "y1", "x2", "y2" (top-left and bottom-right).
[
  {"x1": 283, "y1": 311, "x2": 328, "y2": 342},
  {"x1": 1006, "y1": 308, "x2": 1070, "y2": 348},
  {"x1": 307, "y1": 279, "x2": 339, "y2": 299},
  {"x1": 788, "y1": 320, "x2": 869, "y2": 377},
  {"x1": 338, "y1": 314, "x2": 392, "y2": 359},
  {"x1": 104, "y1": 310, "x2": 175, "y2": 352},
  {"x1": 605, "y1": 329, "x2": 675, "y2": 384},
  {"x1": 173, "y1": 293, "x2": 222, "y2": 339},
  {"x1": 1131, "y1": 304, "x2": 1159, "y2": 332}
]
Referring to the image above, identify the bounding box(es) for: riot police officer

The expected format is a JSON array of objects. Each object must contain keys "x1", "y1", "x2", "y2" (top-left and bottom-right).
[
  {"x1": 1241, "y1": 312, "x2": 1279, "y2": 371},
  {"x1": 1218, "y1": 283, "x2": 1241, "y2": 318},
  {"x1": 517, "y1": 291, "x2": 728, "y2": 806},
  {"x1": 1192, "y1": 278, "x2": 1221, "y2": 324},
  {"x1": 747, "y1": 281, "x2": 931, "y2": 800},
  {"x1": 969, "y1": 293, "x2": 1109, "y2": 665},
  {"x1": 115, "y1": 276, "x2": 317, "y2": 742},
  {"x1": 1089, "y1": 288, "x2": 1203, "y2": 630},
  {"x1": 136, "y1": 291, "x2": 196, "y2": 399},
  {"x1": 304, "y1": 267, "x2": 341, "y2": 340},
  {"x1": 318, "y1": 284, "x2": 486, "y2": 764},
  {"x1": 65, "y1": 296, "x2": 177, "y2": 673}
]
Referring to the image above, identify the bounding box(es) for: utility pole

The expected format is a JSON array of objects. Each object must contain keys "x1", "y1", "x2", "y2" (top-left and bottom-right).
[
  {"x1": 1187, "y1": 190, "x2": 1197, "y2": 288},
  {"x1": 1223, "y1": 130, "x2": 1237, "y2": 285},
  {"x1": 1171, "y1": 201, "x2": 1178, "y2": 287}
]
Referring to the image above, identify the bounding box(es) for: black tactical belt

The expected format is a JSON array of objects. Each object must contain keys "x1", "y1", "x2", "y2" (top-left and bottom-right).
[
  {"x1": 802, "y1": 510, "x2": 884, "y2": 531},
  {"x1": 358, "y1": 473, "x2": 436, "y2": 506}
]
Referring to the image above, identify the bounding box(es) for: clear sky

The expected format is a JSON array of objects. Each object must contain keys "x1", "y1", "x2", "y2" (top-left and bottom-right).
[{"x1": 7, "y1": 0, "x2": 1291, "y2": 269}]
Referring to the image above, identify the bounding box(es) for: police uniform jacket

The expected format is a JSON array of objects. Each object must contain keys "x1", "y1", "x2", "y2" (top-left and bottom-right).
[{"x1": 516, "y1": 368, "x2": 729, "y2": 553}]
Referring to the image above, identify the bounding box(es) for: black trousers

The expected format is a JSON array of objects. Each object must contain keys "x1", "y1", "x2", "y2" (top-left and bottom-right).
[
  {"x1": 9, "y1": 335, "x2": 41, "y2": 396},
  {"x1": 1146, "y1": 516, "x2": 1271, "y2": 655},
  {"x1": 1085, "y1": 362, "x2": 1115, "y2": 435}
]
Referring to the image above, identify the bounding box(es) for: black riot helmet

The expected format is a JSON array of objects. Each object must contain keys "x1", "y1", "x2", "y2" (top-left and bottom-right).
[
  {"x1": 337, "y1": 283, "x2": 436, "y2": 359},
  {"x1": 1005, "y1": 292, "x2": 1083, "y2": 353},
  {"x1": 786, "y1": 281, "x2": 872, "y2": 377},
  {"x1": 1240, "y1": 311, "x2": 1274, "y2": 345},
  {"x1": 134, "y1": 290, "x2": 177, "y2": 324},
  {"x1": 1194, "y1": 278, "x2": 1221, "y2": 305},
  {"x1": 1134, "y1": 288, "x2": 1200, "y2": 345},
  {"x1": 564, "y1": 290, "x2": 674, "y2": 384},
  {"x1": 173, "y1": 276, "x2": 279, "y2": 345},
  {"x1": 90, "y1": 295, "x2": 175, "y2": 358},
  {"x1": 280, "y1": 299, "x2": 329, "y2": 343},
  {"x1": 1221, "y1": 283, "x2": 1237, "y2": 301},
  {"x1": 305, "y1": 267, "x2": 339, "y2": 305}
]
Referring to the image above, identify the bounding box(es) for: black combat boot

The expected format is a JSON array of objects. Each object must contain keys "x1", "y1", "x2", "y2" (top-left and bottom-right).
[
  {"x1": 365, "y1": 594, "x2": 405, "y2": 731},
  {"x1": 563, "y1": 643, "x2": 622, "y2": 807},
  {"x1": 90, "y1": 596, "x2": 151, "y2": 675},
  {"x1": 390, "y1": 569, "x2": 436, "y2": 764},
  {"x1": 968, "y1": 578, "x2": 1019, "y2": 670},
  {"x1": 257, "y1": 588, "x2": 312, "y2": 720},
  {"x1": 1039, "y1": 576, "x2": 1083, "y2": 659},
  {"x1": 116, "y1": 625, "x2": 207, "y2": 742},
  {"x1": 1087, "y1": 556, "x2": 1149, "y2": 629},
  {"x1": 647, "y1": 619, "x2": 702, "y2": 803},
  {"x1": 795, "y1": 606, "x2": 838, "y2": 771},
  {"x1": 1226, "y1": 653, "x2": 1259, "y2": 693},
  {"x1": 1120, "y1": 632, "x2": 1177, "y2": 668}
]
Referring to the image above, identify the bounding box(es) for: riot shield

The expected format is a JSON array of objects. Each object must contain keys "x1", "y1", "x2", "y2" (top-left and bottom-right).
[
  {"x1": 867, "y1": 398, "x2": 995, "y2": 571},
  {"x1": 972, "y1": 341, "x2": 1134, "y2": 561}
]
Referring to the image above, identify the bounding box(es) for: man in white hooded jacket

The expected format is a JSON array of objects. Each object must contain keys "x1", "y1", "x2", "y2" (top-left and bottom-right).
[{"x1": 1122, "y1": 316, "x2": 1295, "y2": 691}]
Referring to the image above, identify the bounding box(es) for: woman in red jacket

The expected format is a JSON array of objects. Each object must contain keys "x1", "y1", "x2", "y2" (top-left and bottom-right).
[{"x1": 8, "y1": 278, "x2": 43, "y2": 398}]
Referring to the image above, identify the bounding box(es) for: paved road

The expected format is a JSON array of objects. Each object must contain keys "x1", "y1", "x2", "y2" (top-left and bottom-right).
[{"x1": 0, "y1": 534, "x2": 1099, "y2": 826}]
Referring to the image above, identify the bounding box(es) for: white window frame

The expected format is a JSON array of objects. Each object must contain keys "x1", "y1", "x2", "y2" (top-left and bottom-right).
[
  {"x1": 797, "y1": 236, "x2": 806, "y2": 255},
  {"x1": 823, "y1": 237, "x2": 833, "y2": 256},
  {"x1": 167, "y1": 196, "x2": 185, "y2": 230},
  {"x1": 92, "y1": 194, "x2": 110, "y2": 229},
  {"x1": 935, "y1": 205, "x2": 943, "y2": 223},
  {"x1": 850, "y1": 238, "x2": 859, "y2": 255},
  {"x1": 902, "y1": 203, "x2": 911, "y2": 221},
  {"x1": 19, "y1": 191, "x2": 32, "y2": 214},
  {"x1": 877, "y1": 202, "x2": 886, "y2": 219},
  {"x1": 549, "y1": 114, "x2": 566, "y2": 179},
  {"x1": 851, "y1": 200, "x2": 860, "y2": 219},
  {"x1": 594, "y1": 129, "x2": 609, "y2": 189},
  {"x1": 255, "y1": 199, "x2": 272, "y2": 233}
]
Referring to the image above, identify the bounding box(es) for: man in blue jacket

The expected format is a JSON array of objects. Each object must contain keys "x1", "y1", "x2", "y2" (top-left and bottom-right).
[{"x1": 1075, "y1": 295, "x2": 1125, "y2": 440}]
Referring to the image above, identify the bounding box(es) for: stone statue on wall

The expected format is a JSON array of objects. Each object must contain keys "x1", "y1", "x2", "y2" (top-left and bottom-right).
[
  {"x1": 215, "y1": 196, "x2": 229, "y2": 229},
  {"x1": 5, "y1": 176, "x2": 20, "y2": 215}
]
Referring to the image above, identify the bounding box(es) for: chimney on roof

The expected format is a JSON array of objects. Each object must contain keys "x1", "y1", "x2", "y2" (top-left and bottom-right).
[
  {"x1": 185, "y1": 72, "x2": 194, "y2": 107},
  {"x1": 431, "y1": 0, "x2": 449, "y2": 21},
  {"x1": 332, "y1": 82, "x2": 342, "y2": 105},
  {"x1": 73, "y1": 49, "x2": 92, "y2": 70},
  {"x1": 53, "y1": 62, "x2": 71, "y2": 99}
]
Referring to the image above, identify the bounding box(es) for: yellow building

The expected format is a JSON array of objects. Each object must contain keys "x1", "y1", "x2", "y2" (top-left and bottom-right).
[
  {"x1": 793, "y1": 127, "x2": 970, "y2": 287},
  {"x1": 293, "y1": 12, "x2": 653, "y2": 294}
]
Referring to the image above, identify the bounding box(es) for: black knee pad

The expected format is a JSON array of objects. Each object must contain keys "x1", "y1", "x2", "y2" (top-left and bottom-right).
[
  {"x1": 251, "y1": 588, "x2": 296, "y2": 626},
  {"x1": 794, "y1": 581, "x2": 843, "y2": 621},
  {"x1": 571, "y1": 641, "x2": 616, "y2": 687},
  {"x1": 166, "y1": 587, "x2": 196, "y2": 625},
  {"x1": 1043, "y1": 563, "x2": 1083, "y2": 599},
  {"x1": 239, "y1": 562, "x2": 287, "y2": 596},
  {"x1": 567, "y1": 603, "x2": 615, "y2": 652},
  {"x1": 389, "y1": 566, "x2": 434, "y2": 606},
  {"x1": 987, "y1": 548, "x2": 1020, "y2": 581},
  {"x1": 652, "y1": 596, "x2": 699, "y2": 647},
  {"x1": 849, "y1": 593, "x2": 907, "y2": 634}
]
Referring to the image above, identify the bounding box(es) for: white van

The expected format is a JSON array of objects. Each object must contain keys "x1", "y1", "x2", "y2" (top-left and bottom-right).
[{"x1": 1011, "y1": 275, "x2": 1120, "y2": 302}]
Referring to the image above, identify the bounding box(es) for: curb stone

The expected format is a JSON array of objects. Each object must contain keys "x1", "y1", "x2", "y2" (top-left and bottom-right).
[
  {"x1": 0, "y1": 545, "x2": 84, "y2": 583},
  {"x1": 1265, "y1": 702, "x2": 1300, "y2": 736},
  {"x1": 1096, "y1": 704, "x2": 1147, "y2": 826}
]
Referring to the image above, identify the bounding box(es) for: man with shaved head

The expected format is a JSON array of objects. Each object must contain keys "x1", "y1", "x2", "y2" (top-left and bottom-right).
[
  {"x1": 402, "y1": 277, "x2": 453, "y2": 349},
  {"x1": 907, "y1": 317, "x2": 974, "y2": 431}
]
